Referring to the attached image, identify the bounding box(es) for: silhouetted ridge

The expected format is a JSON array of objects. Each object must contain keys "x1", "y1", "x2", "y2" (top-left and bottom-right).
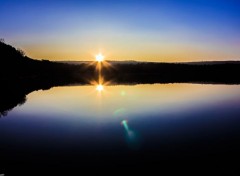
[
  {"x1": 0, "y1": 40, "x2": 25, "y2": 61},
  {"x1": 0, "y1": 40, "x2": 90, "y2": 83}
]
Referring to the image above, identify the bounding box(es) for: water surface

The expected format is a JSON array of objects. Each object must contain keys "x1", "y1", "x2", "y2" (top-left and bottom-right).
[{"x1": 1, "y1": 84, "x2": 240, "y2": 174}]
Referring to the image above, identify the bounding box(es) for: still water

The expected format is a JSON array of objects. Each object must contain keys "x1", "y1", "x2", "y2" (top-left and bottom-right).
[{"x1": 1, "y1": 84, "x2": 240, "y2": 173}]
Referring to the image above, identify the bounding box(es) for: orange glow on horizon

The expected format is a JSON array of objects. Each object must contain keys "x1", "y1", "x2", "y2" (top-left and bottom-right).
[{"x1": 21, "y1": 41, "x2": 240, "y2": 63}]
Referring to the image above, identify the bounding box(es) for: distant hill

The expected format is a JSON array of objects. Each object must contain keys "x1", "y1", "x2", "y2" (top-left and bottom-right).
[{"x1": 184, "y1": 61, "x2": 240, "y2": 65}]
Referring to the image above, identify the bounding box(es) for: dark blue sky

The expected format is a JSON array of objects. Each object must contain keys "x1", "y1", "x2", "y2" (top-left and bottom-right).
[{"x1": 0, "y1": 0, "x2": 239, "y2": 61}]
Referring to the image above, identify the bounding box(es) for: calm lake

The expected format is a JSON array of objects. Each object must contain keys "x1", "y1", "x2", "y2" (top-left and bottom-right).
[{"x1": 1, "y1": 83, "x2": 240, "y2": 174}]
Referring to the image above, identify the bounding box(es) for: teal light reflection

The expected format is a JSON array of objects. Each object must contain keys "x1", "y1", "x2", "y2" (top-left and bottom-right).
[{"x1": 121, "y1": 120, "x2": 139, "y2": 149}]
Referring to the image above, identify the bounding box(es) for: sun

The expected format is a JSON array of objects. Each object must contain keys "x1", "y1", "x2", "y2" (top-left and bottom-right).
[
  {"x1": 96, "y1": 84, "x2": 104, "y2": 92},
  {"x1": 95, "y1": 53, "x2": 104, "y2": 62}
]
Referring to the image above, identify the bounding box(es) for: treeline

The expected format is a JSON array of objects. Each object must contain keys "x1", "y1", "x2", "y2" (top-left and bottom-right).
[
  {"x1": 1, "y1": 39, "x2": 240, "y2": 85},
  {"x1": 102, "y1": 62, "x2": 240, "y2": 84}
]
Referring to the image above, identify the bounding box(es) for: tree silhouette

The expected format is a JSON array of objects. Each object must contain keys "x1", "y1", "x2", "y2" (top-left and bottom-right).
[
  {"x1": 0, "y1": 38, "x2": 4, "y2": 43},
  {"x1": 17, "y1": 48, "x2": 25, "y2": 57}
]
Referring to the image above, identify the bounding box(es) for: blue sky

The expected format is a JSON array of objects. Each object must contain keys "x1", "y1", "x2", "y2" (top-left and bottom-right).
[{"x1": 0, "y1": 0, "x2": 239, "y2": 61}]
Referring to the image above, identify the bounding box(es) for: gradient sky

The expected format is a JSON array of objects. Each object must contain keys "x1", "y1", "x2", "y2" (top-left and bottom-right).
[{"x1": 0, "y1": 0, "x2": 240, "y2": 62}]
